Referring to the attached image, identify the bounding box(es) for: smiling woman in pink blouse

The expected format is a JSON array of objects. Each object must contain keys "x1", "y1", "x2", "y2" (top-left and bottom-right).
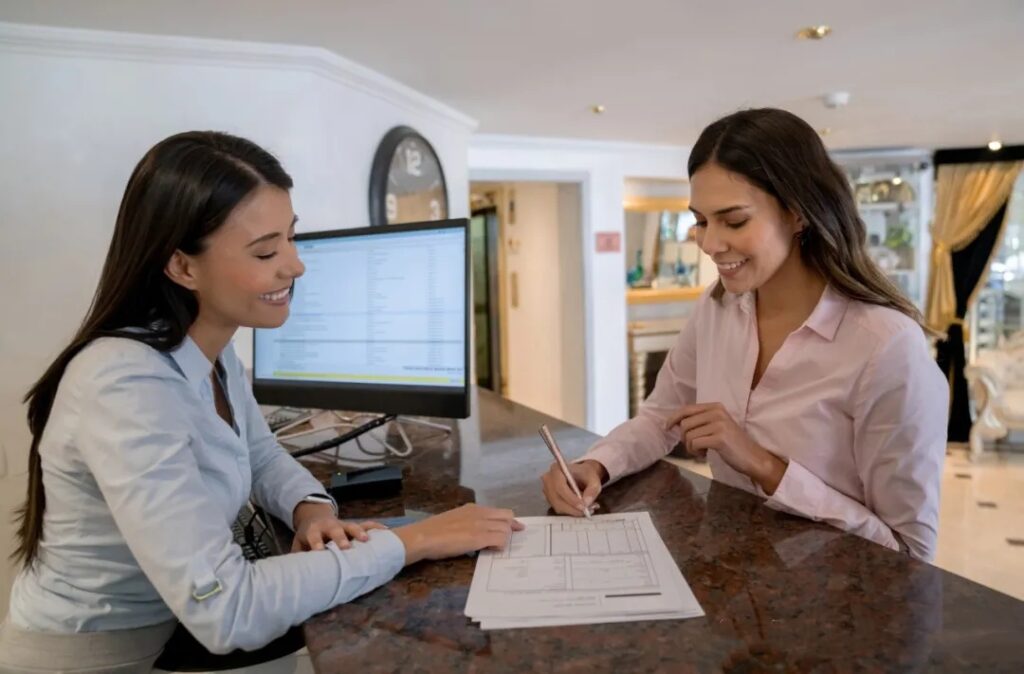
[{"x1": 542, "y1": 108, "x2": 948, "y2": 561}]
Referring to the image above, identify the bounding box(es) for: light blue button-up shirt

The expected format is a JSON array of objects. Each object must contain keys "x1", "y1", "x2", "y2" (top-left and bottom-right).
[{"x1": 8, "y1": 335, "x2": 405, "y2": 653}]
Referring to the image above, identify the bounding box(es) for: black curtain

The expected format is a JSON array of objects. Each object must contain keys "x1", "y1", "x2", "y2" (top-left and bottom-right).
[{"x1": 934, "y1": 201, "x2": 1009, "y2": 442}]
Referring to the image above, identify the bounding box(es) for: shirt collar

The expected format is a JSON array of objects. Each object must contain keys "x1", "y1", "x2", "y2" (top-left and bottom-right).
[
  {"x1": 723, "y1": 288, "x2": 755, "y2": 314},
  {"x1": 802, "y1": 284, "x2": 849, "y2": 342},
  {"x1": 169, "y1": 335, "x2": 217, "y2": 392},
  {"x1": 726, "y1": 284, "x2": 848, "y2": 341}
]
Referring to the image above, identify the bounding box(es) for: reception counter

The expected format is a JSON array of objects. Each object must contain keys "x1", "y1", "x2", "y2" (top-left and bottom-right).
[{"x1": 289, "y1": 388, "x2": 1024, "y2": 673}]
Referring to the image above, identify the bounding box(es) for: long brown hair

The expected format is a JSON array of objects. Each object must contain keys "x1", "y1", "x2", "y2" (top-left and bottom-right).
[
  {"x1": 14, "y1": 131, "x2": 293, "y2": 567},
  {"x1": 688, "y1": 108, "x2": 924, "y2": 328}
]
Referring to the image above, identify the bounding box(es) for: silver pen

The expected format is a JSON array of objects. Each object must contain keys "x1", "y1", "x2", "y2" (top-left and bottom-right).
[{"x1": 539, "y1": 424, "x2": 593, "y2": 519}]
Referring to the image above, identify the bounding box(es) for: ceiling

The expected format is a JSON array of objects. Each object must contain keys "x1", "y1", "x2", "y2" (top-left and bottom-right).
[{"x1": 2, "y1": 0, "x2": 1022, "y2": 151}]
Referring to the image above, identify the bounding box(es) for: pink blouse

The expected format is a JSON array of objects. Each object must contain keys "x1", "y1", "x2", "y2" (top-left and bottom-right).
[{"x1": 586, "y1": 285, "x2": 947, "y2": 561}]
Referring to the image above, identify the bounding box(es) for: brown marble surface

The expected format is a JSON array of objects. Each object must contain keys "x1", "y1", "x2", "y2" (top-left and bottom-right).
[{"x1": 293, "y1": 388, "x2": 1024, "y2": 673}]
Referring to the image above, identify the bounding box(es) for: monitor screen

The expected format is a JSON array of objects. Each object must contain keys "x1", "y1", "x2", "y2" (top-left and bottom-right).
[{"x1": 253, "y1": 219, "x2": 469, "y2": 418}]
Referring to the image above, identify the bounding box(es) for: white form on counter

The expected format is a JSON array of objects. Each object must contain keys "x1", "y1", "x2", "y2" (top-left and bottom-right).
[{"x1": 465, "y1": 511, "x2": 704, "y2": 630}]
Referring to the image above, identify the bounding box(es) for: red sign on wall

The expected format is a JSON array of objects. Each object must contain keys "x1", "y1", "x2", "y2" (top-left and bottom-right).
[{"x1": 595, "y1": 231, "x2": 621, "y2": 253}]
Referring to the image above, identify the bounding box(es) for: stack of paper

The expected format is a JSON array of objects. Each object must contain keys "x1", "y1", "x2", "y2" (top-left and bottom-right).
[{"x1": 465, "y1": 511, "x2": 704, "y2": 630}]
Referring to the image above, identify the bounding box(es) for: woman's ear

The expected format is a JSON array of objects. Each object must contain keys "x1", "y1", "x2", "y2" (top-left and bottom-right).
[
  {"x1": 165, "y1": 250, "x2": 199, "y2": 290},
  {"x1": 790, "y1": 209, "x2": 807, "y2": 236}
]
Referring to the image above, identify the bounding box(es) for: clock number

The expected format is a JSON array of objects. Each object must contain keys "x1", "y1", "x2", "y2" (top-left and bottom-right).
[
  {"x1": 386, "y1": 193, "x2": 398, "y2": 221},
  {"x1": 404, "y1": 147, "x2": 422, "y2": 177},
  {"x1": 371, "y1": 128, "x2": 446, "y2": 226}
]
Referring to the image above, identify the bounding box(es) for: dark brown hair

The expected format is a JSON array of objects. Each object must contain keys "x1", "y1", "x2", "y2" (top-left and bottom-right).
[
  {"x1": 688, "y1": 108, "x2": 924, "y2": 327},
  {"x1": 14, "y1": 131, "x2": 293, "y2": 567}
]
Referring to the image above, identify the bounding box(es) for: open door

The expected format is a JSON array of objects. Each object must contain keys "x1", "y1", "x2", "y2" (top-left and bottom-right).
[{"x1": 470, "y1": 208, "x2": 502, "y2": 392}]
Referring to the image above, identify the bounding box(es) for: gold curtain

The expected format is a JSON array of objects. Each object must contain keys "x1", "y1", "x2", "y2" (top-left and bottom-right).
[{"x1": 925, "y1": 161, "x2": 1023, "y2": 333}]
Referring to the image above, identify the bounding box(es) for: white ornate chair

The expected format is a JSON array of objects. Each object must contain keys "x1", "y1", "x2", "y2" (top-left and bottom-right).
[{"x1": 965, "y1": 331, "x2": 1024, "y2": 458}]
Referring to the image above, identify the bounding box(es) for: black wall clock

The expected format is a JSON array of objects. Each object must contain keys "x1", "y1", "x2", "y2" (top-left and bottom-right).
[{"x1": 368, "y1": 126, "x2": 448, "y2": 226}]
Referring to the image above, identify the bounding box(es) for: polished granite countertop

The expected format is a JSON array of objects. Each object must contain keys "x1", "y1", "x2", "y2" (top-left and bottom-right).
[{"x1": 294, "y1": 389, "x2": 1024, "y2": 673}]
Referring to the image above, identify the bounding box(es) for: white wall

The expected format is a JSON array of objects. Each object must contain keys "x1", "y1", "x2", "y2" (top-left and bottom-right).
[
  {"x1": 556, "y1": 184, "x2": 586, "y2": 427},
  {"x1": 0, "y1": 21, "x2": 475, "y2": 620},
  {"x1": 469, "y1": 136, "x2": 690, "y2": 434}
]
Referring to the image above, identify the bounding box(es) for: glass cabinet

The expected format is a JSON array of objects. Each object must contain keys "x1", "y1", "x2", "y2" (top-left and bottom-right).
[{"x1": 835, "y1": 150, "x2": 933, "y2": 311}]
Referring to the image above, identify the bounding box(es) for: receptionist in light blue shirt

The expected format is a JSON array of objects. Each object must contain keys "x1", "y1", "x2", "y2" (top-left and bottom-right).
[{"x1": 0, "y1": 131, "x2": 522, "y2": 673}]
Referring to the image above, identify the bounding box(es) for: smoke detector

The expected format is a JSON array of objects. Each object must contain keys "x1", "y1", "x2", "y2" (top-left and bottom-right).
[{"x1": 822, "y1": 91, "x2": 851, "y2": 109}]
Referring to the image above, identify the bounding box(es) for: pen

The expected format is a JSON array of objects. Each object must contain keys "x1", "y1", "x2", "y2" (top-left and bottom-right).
[{"x1": 539, "y1": 424, "x2": 592, "y2": 519}]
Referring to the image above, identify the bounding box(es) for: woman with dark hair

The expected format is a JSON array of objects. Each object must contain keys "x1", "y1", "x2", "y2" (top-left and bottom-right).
[
  {"x1": 543, "y1": 108, "x2": 947, "y2": 561},
  {"x1": 0, "y1": 131, "x2": 521, "y2": 672}
]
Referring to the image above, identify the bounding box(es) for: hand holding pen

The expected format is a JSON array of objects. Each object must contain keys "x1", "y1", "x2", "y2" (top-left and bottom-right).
[{"x1": 538, "y1": 424, "x2": 608, "y2": 518}]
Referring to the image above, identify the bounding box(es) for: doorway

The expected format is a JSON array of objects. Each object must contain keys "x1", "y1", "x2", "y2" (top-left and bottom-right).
[{"x1": 468, "y1": 181, "x2": 586, "y2": 427}]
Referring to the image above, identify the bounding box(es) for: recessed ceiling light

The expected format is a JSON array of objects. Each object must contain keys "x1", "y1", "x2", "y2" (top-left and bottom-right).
[
  {"x1": 989, "y1": 139, "x2": 1003, "y2": 151},
  {"x1": 818, "y1": 127, "x2": 832, "y2": 136},
  {"x1": 892, "y1": 177, "x2": 903, "y2": 185},
  {"x1": 797, "y1": 25, "x2": 832, "y2": 40},
  {"x1": 591, "y1": 104, "x2": 606, "y2": 114}
]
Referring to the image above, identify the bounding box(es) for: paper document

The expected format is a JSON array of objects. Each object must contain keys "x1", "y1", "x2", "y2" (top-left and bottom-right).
[{"x1": 465, "y1": 511, "x2": 703, "y2": 630}]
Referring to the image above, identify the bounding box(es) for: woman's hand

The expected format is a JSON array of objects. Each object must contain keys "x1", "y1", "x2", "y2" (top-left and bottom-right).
[
  {"x1": 393, "y1": 504, "x2": 524, "y2": 565},
  {"x1": 291, "y1": 502, "x2": 388, "y2": 552},
  {"x1": 665, "y1": 402, "x2": 787, "y2": 494},
  {"x1": 541, "y1": 459, "x2": 607, "y2": 517}
]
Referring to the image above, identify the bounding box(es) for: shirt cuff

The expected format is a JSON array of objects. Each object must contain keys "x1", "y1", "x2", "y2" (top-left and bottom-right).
[
  {"x1": 575, "y1": 444, "x2": 625, "y2": 485},
  {"x1": 327, "y1": 529, "x2": 406, "y2": 606},
  {"x1": 764, "y1": 459, "x2": 822, "y2": 519}
]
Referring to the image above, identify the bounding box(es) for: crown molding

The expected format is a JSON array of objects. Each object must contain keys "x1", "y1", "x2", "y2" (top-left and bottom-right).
[
  {"x1": 471, "y1": 133, "x2": 687, "y2": 156},
  {"x1": 0, "y1": 21, "x2": 478, "y2": 132}
]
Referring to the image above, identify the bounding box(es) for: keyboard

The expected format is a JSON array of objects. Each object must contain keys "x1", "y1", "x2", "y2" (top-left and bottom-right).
[
  {"x1": 231, "y1": 507, "x2": 275, "y2": 561},
  {"x1": 264, "y1": 406, "x2": 312, "y2": 433}
]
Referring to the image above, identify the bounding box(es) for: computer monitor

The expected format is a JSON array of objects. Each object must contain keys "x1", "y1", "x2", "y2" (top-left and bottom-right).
[{"x1": 253, "y1": 218, "x2": 469, "y2": 418}]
